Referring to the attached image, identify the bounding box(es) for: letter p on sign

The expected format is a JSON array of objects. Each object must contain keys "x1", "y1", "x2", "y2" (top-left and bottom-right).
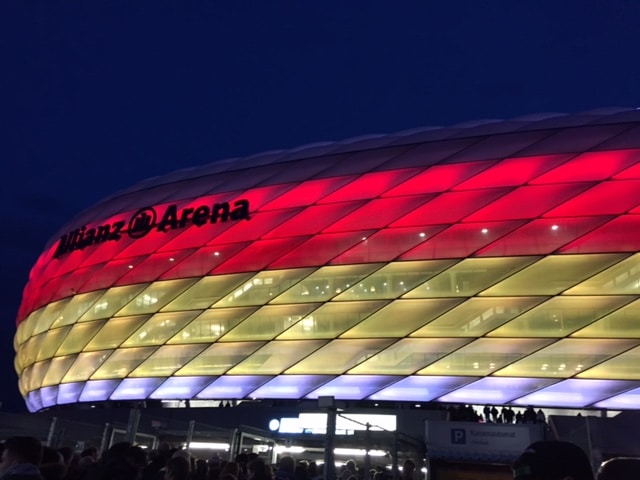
[{"x1": 451, "y1": 428, "x2": 466, "y2": 444}]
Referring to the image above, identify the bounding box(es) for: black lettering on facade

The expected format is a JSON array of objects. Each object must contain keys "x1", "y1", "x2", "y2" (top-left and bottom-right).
[
  {"x1": 109, "y1": 221, "x2": 125, "y2": 241},
  {"x1": 157, "y1": 205, "x2": 179, "y2": 232},
  {"x1": 192, "y1": 206, "x2": 209, "y2": 226},
  {"x1": 231, "y1": 199, "x2": 250, "y2": 221},
  {"x1": 53, "y1": 198, "x2": 251, "y2": 259},
  {"x1": 210, "y1": 202, "x2": 231, "y2": 223}
]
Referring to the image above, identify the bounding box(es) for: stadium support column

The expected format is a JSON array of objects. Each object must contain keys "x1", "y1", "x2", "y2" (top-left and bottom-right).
[
  {"x1": 46, "y1": 417, "x2": 58, "y2": 447},
  {"x1": 186, "y1": 420, "x2": 196, "y2": 452},
  {"x1": 126, "y1": 408, "x2": 141, "y2": 444},
  {"x1": 364, "y1": 423, "x2": 371, "y2": 480},
  {"x1": 320, "y1": 396, "x2": 337, "y2": 480}
]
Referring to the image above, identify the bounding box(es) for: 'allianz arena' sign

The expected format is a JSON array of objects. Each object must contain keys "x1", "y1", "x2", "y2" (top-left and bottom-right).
[{"x1": 54, "y1": 198, "x2": 251, "y2": 258}]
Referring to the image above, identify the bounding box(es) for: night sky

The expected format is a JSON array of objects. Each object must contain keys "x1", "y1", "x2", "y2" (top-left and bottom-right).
[{"x1": 1, "y1": 1, "x2": 639, "y2": 412}]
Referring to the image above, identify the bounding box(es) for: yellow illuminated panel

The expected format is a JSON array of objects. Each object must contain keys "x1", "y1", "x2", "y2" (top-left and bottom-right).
[
  {"x1": 84, "y1": 315, "x2": 150, "y2": 351},
  {"x1": 217, "y1": 268, "x2": 317, "y2": 306},
  {"x1": 32, "y1": 298, "x2": 71, "y2": 335},
  {"x1": 78, "y1": 285, "x2": 148, "y2": 322},
  {"x1": 488, "y1": 296, "x2": 632, "y2": 337},
  {"x1": 572, "y1": 300, "x2": 640, "y2": 338},
  {"x1": 277, "y1": 301, "x2": 387, "y2": 340},
  {"x1": 16, "y1": 309, "x2": 42, "y2": 347},
  {"x1": 285, "y1": 339, "x2": 395, "y2": 374},
  {"x1": 62, "y1": 350, "x2": 113, "y2": 383},
  {"x1": 577, "y1": 346, "x2": 640, "y2": 379},
  {"x1": 564, "y1": 253, "x2": 640, "y2": 295},
  {"x1": 55, "y1": 321, "x2": 106, "y2": 356},
  {"x1": 28, "y1": 361, "x2": 49, "y2": 391},
  {"x1": 348, "y1": 338, "x2": 472, "y2": 374},
  {"x1": 405, "y1": 257, "x2": 537, "y2": 298},
  {"x1": 227, "y1": 340, "x2": 328, "y2": 374},
  {"x1": 410, "y1": 297, "x2": 546, "y2": 337},
  {"x1": 120, "y1": 311, "x2": 201, "y2": 347},
  {"x1": 163, "y1": 273, "x2": 253, "y2": 311},
  {"x1": 91, "y1": 347, "x2": 156, "y2": 379},
  {"x1": 42, "y1": 356, "x2": 76, "y2": 387},
  {"x1": 50, "y1": 291, "x2": 105, "y2": 329},
  {"x1": 341, "y1": 298, "x2": 463, "y2": 338},
  {"x1": 128, "y1": 344, "x2": 207, "y2": 377},
  {"x1": 334, "y1": 260, "x2": 456, "y2": 301},
  {"x1": 480, "y1": 254, "x2": 627, "y2": 296},
  {"x1": 117, "y1": 279, "x2": 198, "y2": 316},
  {"x1": 19, "y1": 366, "x2": 30, "y2": 395},
  {"x1": 219, "y1": 304, "x2": 320, "y2": 342},
  {"x1": 168, "y1": 307, "x2": 258, "y2": 344},
  {"x1": 272, "y1": 264, "x2": 381, "y2": 304},
  {"x1": 493, "y1": 339, "x2": 640, "y2": 378},
  {"x1": 35, "y1": 327, "x2": 72, "y2": 361},
  {"x1": 18, "y1": 334, "x2": 48, "y2": 371},
  {"x1": 418, "y1": 338, "x2": 553, "y2": 376},
  {"x1": 175, "y1": 341, "x2": 265, "y2": 375}
]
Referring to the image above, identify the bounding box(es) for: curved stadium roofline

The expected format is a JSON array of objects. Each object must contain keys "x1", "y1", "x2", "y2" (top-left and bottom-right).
[{"x1": 48, "y1": 107, "x2": 640, "y2": 244}]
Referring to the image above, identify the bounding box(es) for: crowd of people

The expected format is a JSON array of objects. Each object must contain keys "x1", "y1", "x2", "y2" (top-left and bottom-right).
[
  {"x1": 446, "y1": 405, "x2": 546, "y2": 424},
  {"x1": 0, "y1": 435, "x2": 639, "y2": 480},
  {"x1": 0, "y1": 437, "x2": 407, "y2": 480}
]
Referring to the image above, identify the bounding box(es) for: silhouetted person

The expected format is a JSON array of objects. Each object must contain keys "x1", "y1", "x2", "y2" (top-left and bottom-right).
[
  {"x1": 274, "y1": 457, "x2": 295, "y2": 480},
  {"x1": 0, "y1": 436, "x2": 45, "y2": 480},
  {"x1": 165, "y1": 456, "x2": 190, "y2": 480},
  {"x1": 513, "y1": 440, "x2": 594, "y2": 480},
  {"x1": 401, "y1": 460, "x2": 415, "y2": 480}
]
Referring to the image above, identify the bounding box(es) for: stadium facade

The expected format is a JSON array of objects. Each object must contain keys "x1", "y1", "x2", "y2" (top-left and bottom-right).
[{"x1": 14, "y1": 107, "x2": 640, "y2": 413}]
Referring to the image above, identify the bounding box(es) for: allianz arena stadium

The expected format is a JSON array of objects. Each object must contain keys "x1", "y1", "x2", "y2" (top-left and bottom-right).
[{"x1": 14, "y1": 107, "x2": 640, "y2": 413}]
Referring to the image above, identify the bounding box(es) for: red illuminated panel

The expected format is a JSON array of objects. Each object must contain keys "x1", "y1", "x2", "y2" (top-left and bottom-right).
[
  {"x1": 560, "y1": 215, "x2": 640, "y2": 253},
  {"x1": 156, "y1": 223, "x2": 234, "y2": 252},
  {"x1": 207, "y1": 208, "x2": 302, "y2": 244},
  {"x1": 212, "y1": 237, "x2": 311, "y2": 274},
  {"x1": 269, "y1": 231, "x2": 376, "y2": 269},
  {"x1": 159, "y1": 243, "x2": 250, "y2": 279},
  {"x1": 544, "y1": 180, "x2": 640, "y2": 217},
  {"x1": 400, "y1": 221, "x2": 524, "y2": 260},
  {"x1": 27, "y1": 246, "x2": 55, "y2": 282},
  {"x1": 477, "y1": 217, "x2": 611, "y2": 256},
  {"x1": 77, "y1": 234, "x2": 137, "y2": 269},
  {"x1": 453, "y1": 155, "x2": 571, "y2": 190},
  {"x1": 236, "y1": 183, "x2": 297, "y2": 210},
  {"x1": 324, "y1": 196, "x2": 434, "y2": 233},
  {"x1": 614, "y1": 160, "x2": 640, "y2": 180},
  {"x1": 383, "y1": 161, "x2": 497, "y2": 196},
  {"x1": 48, "y1": 265, "x2": 105, "y2": 302},
  {"x1": 22, "y1": 280, "x2": 57, "y2": 314},
  {"x1": 530, "y1": 150, "x2": 640, "y2": 184},
  {"x1": 263, "y1": 202, "x2": 366, "y2": 239},
  {"x1": 81, "y1": 257, "x2": 148, "y2": 292},
  {"x1": 390, "y1": 189, "x2": 510, "y2": 227},
  {"x1": 318, "y1": 168, "x2": 421, "y2": 203},
  {"x1": 330, "y1": 226, "x2": 446, "y2": 264},
  {"x1": 116, "y1": 250, "x2": 195, "y2": 285},
  {"x1": 36, "y1": 254, "x2": 84, "y2": 294},
  {"x1": 43, "y1": 244, "x2": 97, "y2": 279},
  {"x1": 39, "y1": 230, "x2": 119, "y2": 288},
  {"x1": 464, "y1": 183, "x2": 593, "y2": 222},
  {"x1": 260, "y1": 177, "x2": 356, "y2": 210}
]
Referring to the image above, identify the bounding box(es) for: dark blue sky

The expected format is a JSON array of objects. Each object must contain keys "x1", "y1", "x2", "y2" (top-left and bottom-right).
[{"x1": 1, "y1": 1, "x2": 639, "y2": 412}]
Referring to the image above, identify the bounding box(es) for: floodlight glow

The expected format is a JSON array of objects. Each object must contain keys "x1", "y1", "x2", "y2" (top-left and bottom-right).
[{"x1": 188, "y1": 442, "x2": 230, "y2": 451}]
